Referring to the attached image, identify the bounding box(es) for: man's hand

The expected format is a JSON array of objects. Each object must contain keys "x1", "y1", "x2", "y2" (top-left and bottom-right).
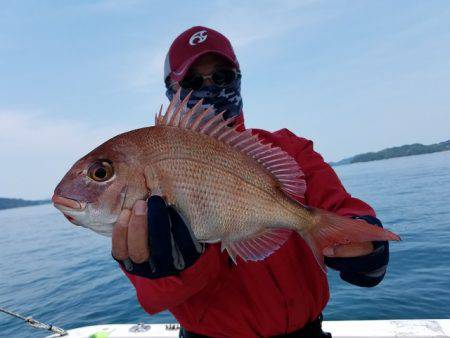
[
  {"x1": 112, "y1": 196, "x2": 204, "y2": 279},
  {"x1": 112, "y1": 200, "x2": 149, "y2": 263},
  {"x1": 323, "y1": 242, "x2": 374, "y2": 258},
  {"x1": 323, "y1": 215, "x2": 389, "y2": 287}
]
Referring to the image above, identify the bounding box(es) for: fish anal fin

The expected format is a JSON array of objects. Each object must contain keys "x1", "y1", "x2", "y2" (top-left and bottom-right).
[{"x1": 222, "y1": 228, "x2": 293, "y2": 264}]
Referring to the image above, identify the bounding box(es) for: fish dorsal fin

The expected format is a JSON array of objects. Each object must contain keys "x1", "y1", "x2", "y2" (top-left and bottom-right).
[
  {"x1": 222, "y1": 228, "x2": 293, "y2": 263},
  {"x1": 156, "y1": 89, "x2": 306, "y2": 199}
]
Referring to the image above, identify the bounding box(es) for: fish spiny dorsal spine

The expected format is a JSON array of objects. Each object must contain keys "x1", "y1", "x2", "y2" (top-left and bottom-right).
[{"x1": 155, "y1": 88, "x2": 307, "y2": 199}]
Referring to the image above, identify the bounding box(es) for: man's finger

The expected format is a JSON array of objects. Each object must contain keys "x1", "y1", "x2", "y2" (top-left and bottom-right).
[
  {"x1": 323, "y1": 242, "x2": 374, "y2": 258},
  {"x1": 128, "y1": 200, "x2": 150, "y2": 263},
  {"x1": 112, "y1": 209, "x2": 131, "y2": 260}
]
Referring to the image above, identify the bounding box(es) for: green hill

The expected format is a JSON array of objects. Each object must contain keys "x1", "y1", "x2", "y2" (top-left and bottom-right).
[
  {"x1": 0, "y1": 198, "x2": 51, "y2": 210},
  {"x1": 330, "y1": 140, "x2": 450, "y2": 166}
]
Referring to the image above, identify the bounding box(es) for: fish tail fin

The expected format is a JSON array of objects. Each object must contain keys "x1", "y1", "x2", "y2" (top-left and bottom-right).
[{"x1": 300, "y1": 207, "x2": 400, "y2": 273}]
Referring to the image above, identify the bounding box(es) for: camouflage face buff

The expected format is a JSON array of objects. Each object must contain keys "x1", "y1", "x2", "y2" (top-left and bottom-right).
[{"x1": 166, "y1": 76, "x2": 243, "y2": 120}]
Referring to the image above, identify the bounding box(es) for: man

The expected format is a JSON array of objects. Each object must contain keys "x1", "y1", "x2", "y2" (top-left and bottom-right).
[{"x1": 112, "y1": 26, "x2": 390, "y2": 338}]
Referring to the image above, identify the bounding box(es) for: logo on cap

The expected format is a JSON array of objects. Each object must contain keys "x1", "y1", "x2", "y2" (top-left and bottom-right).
[{"x1": 189, "y1": 30, "x2": 207, "y2": 46}]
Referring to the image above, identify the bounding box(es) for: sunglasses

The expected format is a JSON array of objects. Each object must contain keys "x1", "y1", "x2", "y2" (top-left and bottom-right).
[{"x1": 178, "y1": 69, "x2": 241, "y2": 91}]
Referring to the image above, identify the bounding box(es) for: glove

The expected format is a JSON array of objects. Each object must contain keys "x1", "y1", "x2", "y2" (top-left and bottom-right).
[
  {"x1": 325, "y1": 215, "x2": 389, "y2": 287},
  {"x1": 116, "y1": 195, "x2": 204, "y2": 279}
]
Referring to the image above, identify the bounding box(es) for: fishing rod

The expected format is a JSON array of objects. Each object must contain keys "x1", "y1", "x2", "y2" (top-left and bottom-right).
[{"x1": 0, "y1": 306, "x2": 67, "y2": 336}]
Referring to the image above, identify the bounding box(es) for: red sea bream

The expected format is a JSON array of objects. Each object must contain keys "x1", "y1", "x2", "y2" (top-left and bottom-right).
[{"x1": 53, "y1": 92, "x2": 400, "y2": 270}]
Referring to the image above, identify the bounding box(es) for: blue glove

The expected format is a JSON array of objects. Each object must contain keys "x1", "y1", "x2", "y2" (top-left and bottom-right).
[{"x1": 116, "y1": 196, "x2": 204, "y2": 279}]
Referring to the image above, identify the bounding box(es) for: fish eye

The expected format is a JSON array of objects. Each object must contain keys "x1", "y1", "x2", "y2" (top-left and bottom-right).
[{"x1": 87, "y1": 161, "x2": 114, "y2": 182}]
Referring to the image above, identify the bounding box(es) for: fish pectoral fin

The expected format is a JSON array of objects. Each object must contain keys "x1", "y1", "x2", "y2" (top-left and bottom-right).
[
  {"x1": 222, "y1": 228, "x2": 293, "y2": 264},
  {"x1": 144, "y1": 165, "x2": 175, "y2": 204},
  {"x1": 144, "y1": 165, "x2": 162, "y2": 195}
]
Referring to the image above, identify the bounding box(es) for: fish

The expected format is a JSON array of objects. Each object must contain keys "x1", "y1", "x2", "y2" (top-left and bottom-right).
[{"x1": 53, "y1": 91, "x2": 400, "y2": 270}]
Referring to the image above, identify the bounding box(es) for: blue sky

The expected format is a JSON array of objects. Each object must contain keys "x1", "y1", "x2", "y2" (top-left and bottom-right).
[{"x1": 1, "y1": 0, "x2": 449, "y2": 199}]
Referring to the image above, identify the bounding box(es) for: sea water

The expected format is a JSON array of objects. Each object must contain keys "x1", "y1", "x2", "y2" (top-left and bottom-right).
[{"x1": 1, "y1": 151, "x2": 449, "y2": 337}]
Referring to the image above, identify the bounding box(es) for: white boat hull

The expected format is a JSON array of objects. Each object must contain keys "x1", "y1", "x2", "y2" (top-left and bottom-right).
[{"x1": 46, "y1": 320, "x2": 450, "y2": 337}]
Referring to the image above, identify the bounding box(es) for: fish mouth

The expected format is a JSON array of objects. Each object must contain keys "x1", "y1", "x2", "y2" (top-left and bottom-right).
[
  {"x1": 52, "y1": 195, "x2": 87, "y2": 211},
  {"x1": 52, "y1": 194, "x2": 87, "y2": 226}
]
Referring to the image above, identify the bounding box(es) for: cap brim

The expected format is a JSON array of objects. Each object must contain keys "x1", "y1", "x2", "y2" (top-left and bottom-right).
[{"x1": 170, "y1": 50, "x2": 238, "y2": 82}]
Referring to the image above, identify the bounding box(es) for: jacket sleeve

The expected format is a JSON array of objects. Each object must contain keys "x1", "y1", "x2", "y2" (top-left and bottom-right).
[
  {"x1": 293, "y1": 137, "x2": 389, "y2": 287},
  {"x1": 121, "y1": 244, "x2": 222, "y2": 314}
]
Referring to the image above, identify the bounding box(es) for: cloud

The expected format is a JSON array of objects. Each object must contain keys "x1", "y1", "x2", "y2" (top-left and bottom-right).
[
  {"x1": 0, "y1": 110, "x2": 124, "y2": 154},
  {"x1": 122, "y1": 0, "x2": 333, "y2": 91},
  {"x1": 0, "y1": 110, "x2": 130, "y2": 199},
  {"x1": 204, "y1": 0, "x2": 331, "y2": 48},
  {"x1": 78, "y1": 0, "x2": 146, "y2": 13},
  {"x1": 125, "y1": 49, "x2": 167, "y2": 90}
]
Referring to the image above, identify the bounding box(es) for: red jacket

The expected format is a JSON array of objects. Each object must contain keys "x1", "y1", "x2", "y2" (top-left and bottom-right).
[{"x1": 123, "y1": 128, "x2": 376, "y2": 337}]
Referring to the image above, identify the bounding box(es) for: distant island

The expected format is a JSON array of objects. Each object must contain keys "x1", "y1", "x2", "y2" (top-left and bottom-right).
[
  {"x1": 0, "y1": 198, "x2": 51, "y2": 210},
  {"x1": 330, "y1": 140, "x2": 450, "y2": 167}
]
